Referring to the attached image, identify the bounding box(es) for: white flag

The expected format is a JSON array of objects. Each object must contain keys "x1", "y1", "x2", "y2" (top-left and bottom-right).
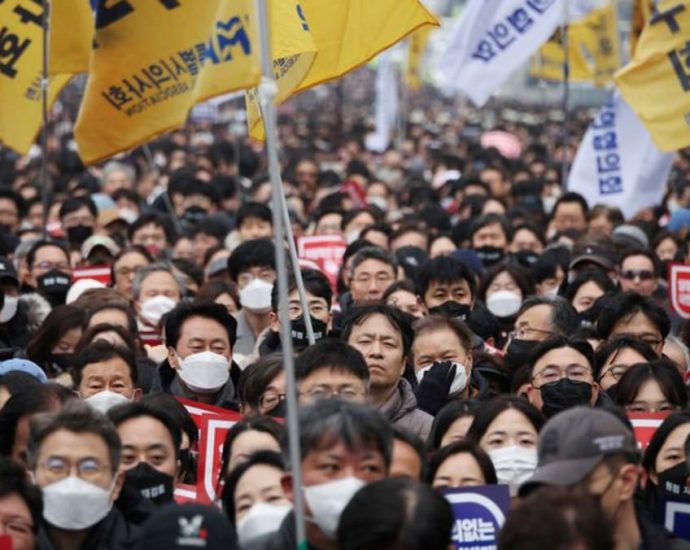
[
  {"x1": 365, "y1": 51, "x2": 399, "y2": 153},
  {"x1": 568, "y1": 92, "x2": 674, "y2": 219},
  {"x1": 437, "y1": 0, "x2": 604, "y2": 107}
]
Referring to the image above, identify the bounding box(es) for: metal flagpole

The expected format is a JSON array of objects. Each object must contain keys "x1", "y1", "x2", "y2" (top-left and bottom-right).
[
  {"x1": 560, "y1": 0, "x2": 570, "y2": 187},
  {"x1": 41, "y1": 1, "x2": 50, "y2": 237},
  {"x1": 141, "y1": 144, "x2": 184, "y2": 235},
  {"x1": 255, "y1": 0, "x2": 307, "y2": 545}
]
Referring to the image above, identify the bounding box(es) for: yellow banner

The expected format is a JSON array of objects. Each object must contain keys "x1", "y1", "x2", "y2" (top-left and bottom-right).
[
  {"x1": 615, "y1": 0, "x2": 690, "y2": 152},
  {"x1": 74, "y1": 1, "x2": 315, "y2": 164},
  {"x1": 404, "y1": 26, "x2": 432, "y2": 91},
  {"x1": 0, "y1": 1, "x2": 69, "y2": 155},
  {"x1": 247, "y1": 0, "x2": 439, "y2": 140},
  {"x1": 630, "y1": 0, "x2": 654, "y2": 56},
  {"x1": 49, "y1": 0, "x2": 92, "y2": 76},
  {"x1": 530, "y1": 4, "x2": 620, "y2": 85}
]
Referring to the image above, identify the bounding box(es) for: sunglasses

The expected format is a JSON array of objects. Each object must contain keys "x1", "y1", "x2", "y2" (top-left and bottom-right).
[{"x1": 621, "y1": 269, "x2": 655, "y2": 281}]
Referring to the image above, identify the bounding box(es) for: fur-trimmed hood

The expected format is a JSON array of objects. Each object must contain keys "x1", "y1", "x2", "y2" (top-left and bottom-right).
[{"x1": 19, "y1": 293, "x2": 51, "y2": 337}]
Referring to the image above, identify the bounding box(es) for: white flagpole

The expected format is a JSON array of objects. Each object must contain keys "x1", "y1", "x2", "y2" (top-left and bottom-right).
[
  {"x1": 255, "y1": 0, "x2": 308, "y2": 544},
  {"x1": 41, "y1": 1, "x2": 50, "y2": 237}
]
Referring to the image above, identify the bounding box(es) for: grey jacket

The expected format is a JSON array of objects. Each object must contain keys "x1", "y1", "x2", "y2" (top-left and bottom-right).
[{"x1": 378, "y1": 378, "x2": 433, "y2": 440}]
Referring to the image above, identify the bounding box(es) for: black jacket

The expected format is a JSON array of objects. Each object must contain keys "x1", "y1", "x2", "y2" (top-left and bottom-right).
[{"x1": 37, "y1": 508, "x2": 140, "y2": 550}]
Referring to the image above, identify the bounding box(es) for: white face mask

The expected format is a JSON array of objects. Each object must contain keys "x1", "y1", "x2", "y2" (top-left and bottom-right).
[
  {"x1": 366, "y1": 196, "x2": 388, "y2": 212},
  {"x1": 541, "y1": 285, "x2": 559, "y2": 298},
  {"x1": 488, "y1": 445, "x2": 538, "y2": 497},
  {"x1": 0, "y1": 295, "x2": 18, "y2": 323},
  {"x1": 117, "y1": 208, "x2": 138, "y2": 224},
  {"x1": 304, "y1": 476, "x2": 365, "y2": 538},
  {"x1": 239, "y1": 278, "x2": 273, "y2": 313},
  {"x1": 236, "y1": 502, "x2": 292, "y2": 546},
  {"x1": 345, "y1": 230, "x2": 361, "y2": 245},
  {"x1": 542, "y1": 195, "x2": 558, "y2": 214},
  {"x1": 140, "y1": 295, "x2": 177, "y2": 326},
  {"x1": 42, "y1": 476, "x2": 114, "y2": 530},
  {"x1": 177, "y1": 351, "x2": 229, "y2": 393},
  {"x1": 85, "y1": 390, "x2": 131, "y2": 414},
  {"x1": 416, "y1": 362, "x2": 468, "y2": 395},
  {"x1": 486, "y1": 290, "x2": 522, "y2": 318}
]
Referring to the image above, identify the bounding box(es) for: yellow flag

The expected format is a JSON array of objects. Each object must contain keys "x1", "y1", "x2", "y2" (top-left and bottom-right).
[
  {"x1": 49, "y1": 0, "x2": 92, "y2": 76},
  {"x1": 0, "y1": 1, "x2": 69, "y2": 155},
  {"x1": 404, "y1": 26, "x2": 432, "y2": 91},
  {"x1": 630, "y1": 0, "x2": 654, "y2": 56},
  {"x1": 74, "y1": 1, "x2": 314, "y2": 164},
  {"x1": 247, "y1": 0, "x2": 439, "y2": 140},
  {"x1": 615, "y1": 0, "x2": 690, "y2": 152},
  {"x1": 530, "y1": 4, "x2": 620, "y2": 85}
]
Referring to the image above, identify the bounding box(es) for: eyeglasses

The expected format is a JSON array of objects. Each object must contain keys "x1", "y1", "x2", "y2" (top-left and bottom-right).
[
  {"x1": 509, "y1": 326, "x2": 554, "y2": 341},
  {"x1": 620, "y1": 269, "x2": 655, "y2": 281},
  {"x1": 299, "y1": 386, "x2": 365, "y2": 401},
  {"x1": 351, "y1": 274, "x2": 394, "y2": 286},
  {"x1": 614, "y1": 332, "x2": 663, "y2": 349},
  {"x1": 599, "y1": 363, "x2": 631, "y2": 382},
  {"x1": 39, "y1": 457, "x2": 111, "y2": 481},
  {"x1": 33, "y1": 261, "x2": 70, "y2": 272},
  {"x1": 115, "y1": 265, "x2": 146, "y2": 278},
  {"x1": 533, "y1": 364, "x2": 592, "y2": 385},
  {"x1": 259, "y1": 391, "x2": 286, "y2": 411}
]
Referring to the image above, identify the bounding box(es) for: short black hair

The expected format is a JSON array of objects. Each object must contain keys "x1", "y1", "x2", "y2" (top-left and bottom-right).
[
  {"x1": 614, "y1": 360, "x2": 688, "y2": 410},
  {"x1": 337, "y1": 477, "x2": 454, "y2": 550},
  {"x1": 164, "y1": 302, "x2": 238, "y2": 349},
  {"x1": 295, "y1": 338, "x2": 370, "y2": 383},
  {"x1": 642, "y1": 411, "x2": 690, "y2": 475},
  {"x1": 597, "y1": 291, "x2": 671, "y2": 340},
  {"x1": 108, "y1": 402, "x2": 182, "y2": 455},
  {"x1": 226, "y1": 239, "x2": 276, "y2": 283},
  {"x1": 270, "y1": 268, "x2": 332, "y2": 313},
  {"x1": 426, "y1": 400, "x2": 481, "y2": 452},
  {"x1": 73, "y1": 340, "x2": 138, "y2": 387},
  {"x1": 0, "y1": 458, "x2": 42, "y2": 532},
  {"x1": 222, "y1": 450, "x2": 284, "y2": 525},
  {"x1": 127, "y1": 211, "x2": 177, "y2": 244},
  {"x1": 391, "y1": 426, "x2": 428, "y2": 480},
  {"x1": 219, "y1": 417, "x2": 284, "y2": 480},
  {"x1": 59, "y1": 196, "x2": 97, "y2": 220},
  {"x1": 349, "y1": 246, "x2": 398, "y2": 276},
  {"x1": 516, "y1": 295, "x2": 579, "y2": 336},
  {"x1": 0, "y1": 188, "x2": 25, "y2": 217},
  {"x1": 417, "y1": 256, "x2": 477, "y2": 299},
  {"x1": 470, "y1": 213, "x2": 513, "y2": 242},
  {"x1": 285, "y1": 399, "x2": 393, "y2": 470},
  {"x1": 466, "y1": 396, "x2": 545, "y2": 444},
  {"x1": 593, "y1": 335, "x2": 658, "y2": 380},
  {"x1": 86, "y1": 301, "x2": 138, "y2": 335},
  {"x1": 563, "y1": 268, "x2": 617, "y2": 304},
  {"x1": 26, "y1": 239, "x2": 69, "y2": 269},
  {"x1": 238, "y1": 354, "x2": 284, "y2": 412},
  {"x1": 341, "y1": 303, "x2": 414, "y2": 357},
  {"x1": 552, "y1": 191, "x2": 589, "y2": 219},
  {"x1": 427, "y1": 440, "x2": 497, "y2": 485},
  {"x1": 528, "y1": 336, "x2": 594, "y2": 375},
  {"x1": 617, "y1": 248, "x2": 660, "y2": 277},
  {"x1": 236, "y1": 202, "x2": 272, "y2": 228}
]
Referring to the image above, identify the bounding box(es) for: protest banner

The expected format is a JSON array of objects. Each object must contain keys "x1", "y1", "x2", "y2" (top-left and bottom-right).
[
  {"x1": 444, "y1": 485, "x2": 511, "y2": 550},
  {"x1": 662, "y1": 496, "x2": 690, "y2": 541},
  {"x1": 297, "y1": 235, "x2": 347, "y2": 289},
  {"x1": 627, "y1": 412, "x2": 668, "y2": 450},
  {"x1": 71, "y1": 265, "x2": 113, "y2": 286},
  {"x1": 197, "y1": 413, "x2": 242, "y2": 504},
  {"x1": 669, "y1": 263, "x2": 690, "y2": 319}
]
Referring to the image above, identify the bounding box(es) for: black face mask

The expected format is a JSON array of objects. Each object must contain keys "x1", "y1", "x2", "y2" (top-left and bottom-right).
[
  {"x1": 49, "y1": 352, "x2": 75, "y2": 373},
  {"x1": 658, "y1": 462, "x2": 690, "y2": 499},
  {"x1": 267, "y1": 399, "x2": 286, "y2": 419},
  {"x1": 660, "y1": 259, "x2": 671, "y2": 281},
  {"x1": 66, "y1": 224, "x2": 94, "y2": 246},
  {"x1": 474, "y1": 246, "x2": 505, "y2": 267},
  {"x1": 428, "y1": 300, "x2": 471, "y2": 321},
  {"x1": 182, "y1": 206, "x2": 208, "y2": 226},
  {"x1": 0, "y1": 224, "x2": 11, "y2": 235},
  {"x1": 290, "y1": 315, "x2": 327, "y2": 350},
  {"x1": 124, "y1": 462, "x2": 174, "y2": 506},
  {"x1": 540, "y1": 378, "x2": 593, "y2": 418},
  {"x1": 513, "y1": 250, "x2": 540, "y2": 268},
  {"x1": 504, "y1": 338, "x2": 539, "y2": 373},
  {"x1": 37, "y1": 269, "x2": 71, "y2": 306}
]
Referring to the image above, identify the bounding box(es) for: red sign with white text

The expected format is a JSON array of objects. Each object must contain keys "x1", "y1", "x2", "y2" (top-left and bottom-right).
[
  {"x1": 628, "y1": 412, "x2": 668, "y2": 450},
  {"x1": 297, "y1": 235, "x2": 346, "y2": 290},
  {"x1": 669, "y1": 263, "x2": 690, "y2": 319},
  {"x1": 72, "y1": 265, "x2": 113, "y2": 286},
  {"x1": 197, "y1": 413, "x2": 242, "y2": 504}
]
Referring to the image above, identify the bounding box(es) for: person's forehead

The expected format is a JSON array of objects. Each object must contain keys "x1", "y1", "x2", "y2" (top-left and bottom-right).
[
  {"x1": 429, "y1": 278, "x2": 470, "y2": 290},
  {"x1": 354, "y1": 258, "x2": 393, "y2": 274},
  {"x1": 34, "y1": 245, "x2": 68, "y2": 261},
  {"x1": 307, "y1": 438, "x2": 383, "y2": 460},
  {"x1": 476, "y1": 221, "x2": 504, "y2": 234},
  {"x1": 535, "y1": 346, "x2": 588, "y2": 367},
  {"x1": 118, "y1": 416, "x2": 175, "y2": 448},
  {"x1": 83, "y1": 357, "x2": 131, "y2": 379},
  {"x1": 39, "y1": 429, "x2": 110, "y2": 460},
  {"x1": 180, "y1": 316, "x2": 228, "y2": 339},
  {"x1": 301, "y1": 367, "x2": 365, "y2": 387},
  {"x1": 612, "y1": 312, "x2": 659, "y2": 334},
  {"x1": 555, "y1": 201, "x2": 584, "y2": 215},
  {"x1": 240, "y1": 216, "x2": 270, "y2": 227},
  {"x1": 517, "y1": 304, "x2": 552, "y2": 325},
  {"x1": 288, "y1": 289, "x2": 327, "y2": 305},
  {"x1": 0, "y1": 493, "x2": 32, "y2": 519},
  {"x1": 621, "y1": 255, "x2": 654, "y2": 268},
  {"x1": 351, "y1": 314, "x2": 401, "y2": 338},
  {"x1": 142, "y1": 270, "x2": 177, "y2": 287}
]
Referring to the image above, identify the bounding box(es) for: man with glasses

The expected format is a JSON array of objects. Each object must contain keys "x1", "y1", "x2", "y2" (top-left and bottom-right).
[
  {"x1": 348, "y1": 247, "x2": 397, "y2": 305},
  {"x1": 27, "y1": 400, "x2": 139, "y2": 550},
  {"x1": 597, "y1": 292, "x2": 669, "y2": 355},
  {"x1": 26, "y1": 240, "x2": 72, "y2": 307},
  {"x1": 295, "y1": 338, "x2": 369, "y2": 406},
  {"x1": 525, "y1": 336, "x2": 601, "y2": 418},
  {"x1": 617, "y1": 249, "x2": 659, "y2": 298}
]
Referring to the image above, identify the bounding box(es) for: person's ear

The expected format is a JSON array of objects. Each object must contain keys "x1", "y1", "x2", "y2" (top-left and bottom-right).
[
  {"x1": 132, "y1": 388, "x2": 143, "y2": 401},
  {"x1": 168, "y1": 347, "x2": 180, "y2": 369},
  {"x1": 281, "y1": 473, "x2": 294, "y2": 502},
  {"x1": 617, "y1": 464, "x2": 641, "y2": 500},
  {"x1": 111, "y1": 470, "x2": 125, "y2": 501},
  {"x1": 269, "y1": 311, "x2": 280, "y2": 332}
]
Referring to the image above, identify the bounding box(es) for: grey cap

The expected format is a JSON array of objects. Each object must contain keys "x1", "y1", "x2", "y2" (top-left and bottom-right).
[
  {"x1": 568, "y1": 244, "x2": 615, "y2": 271},
  {"x1": 519, "y1": 407, "x2": 639, "y2": 496},
  {"x1": 612, "y1": 224, "x2": 649, "y2": 250}
]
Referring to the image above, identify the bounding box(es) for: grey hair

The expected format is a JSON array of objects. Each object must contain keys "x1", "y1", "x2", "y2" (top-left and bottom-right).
[
  {"x1": 282, "y1": 399, "x2": 393, "y2": 470},
  {"x1": 350, "y1": 246, "x2": 398, "y2": 277},
  {"x1": 665, "y1": 335, "x2": 690, "y2": 373},
  {"x1": 27, "y1": 400, "x2": 122, "y2": 475},
  {"x1": 102, "y1": 161, "x2": 135, "y2": 184},
  {"x1": 132, "y1": 262, "x2": 186, "y2": 301},
  {"x1": 518, "y1": 295, "x2": 579, "y2": 335}
]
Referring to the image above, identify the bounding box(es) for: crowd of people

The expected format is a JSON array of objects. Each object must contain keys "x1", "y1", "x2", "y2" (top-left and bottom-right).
[{"x1": 0, "y1": 68, "x2": 690, "y2": 549}]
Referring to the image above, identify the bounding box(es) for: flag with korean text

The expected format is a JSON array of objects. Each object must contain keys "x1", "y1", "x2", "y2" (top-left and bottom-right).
[{"x1": 567, "y1": 92, "x2": 674, "y2": 218}]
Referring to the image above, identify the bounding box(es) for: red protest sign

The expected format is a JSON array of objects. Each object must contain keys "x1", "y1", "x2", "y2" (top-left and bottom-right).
[
  {"x1": 174, "y1": 483, "x2": 198, "y2": 504},
  {"x1": 628, "y1": 412, "x2": 668, "y2": 450},
  {"x1": 669, "y1": 263, "x2": 690, "y2": 319},
  {"x1": 0, "y1": 536, "x2": 11, "y2": 550},
  {"x1": 196, "y1": 413, "x2": 242, "y2": 504},
  {"x1": 176, "y1": 397, "x2": 230, "y2": 431},
  {"x1": 297, "y1": 235, "x2": 347, "y2": 290},
  {"x1": 72, "y1": 265, "x2": 113, "y2": 286}
]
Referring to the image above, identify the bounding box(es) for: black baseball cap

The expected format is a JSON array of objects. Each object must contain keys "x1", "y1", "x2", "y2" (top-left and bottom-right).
[
  {"x1": 519, "y1": 407, "x2": 639, "y2": 496},
  {"x1": 0, "y1": 257, "x2": 18, "y2": 286}
]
